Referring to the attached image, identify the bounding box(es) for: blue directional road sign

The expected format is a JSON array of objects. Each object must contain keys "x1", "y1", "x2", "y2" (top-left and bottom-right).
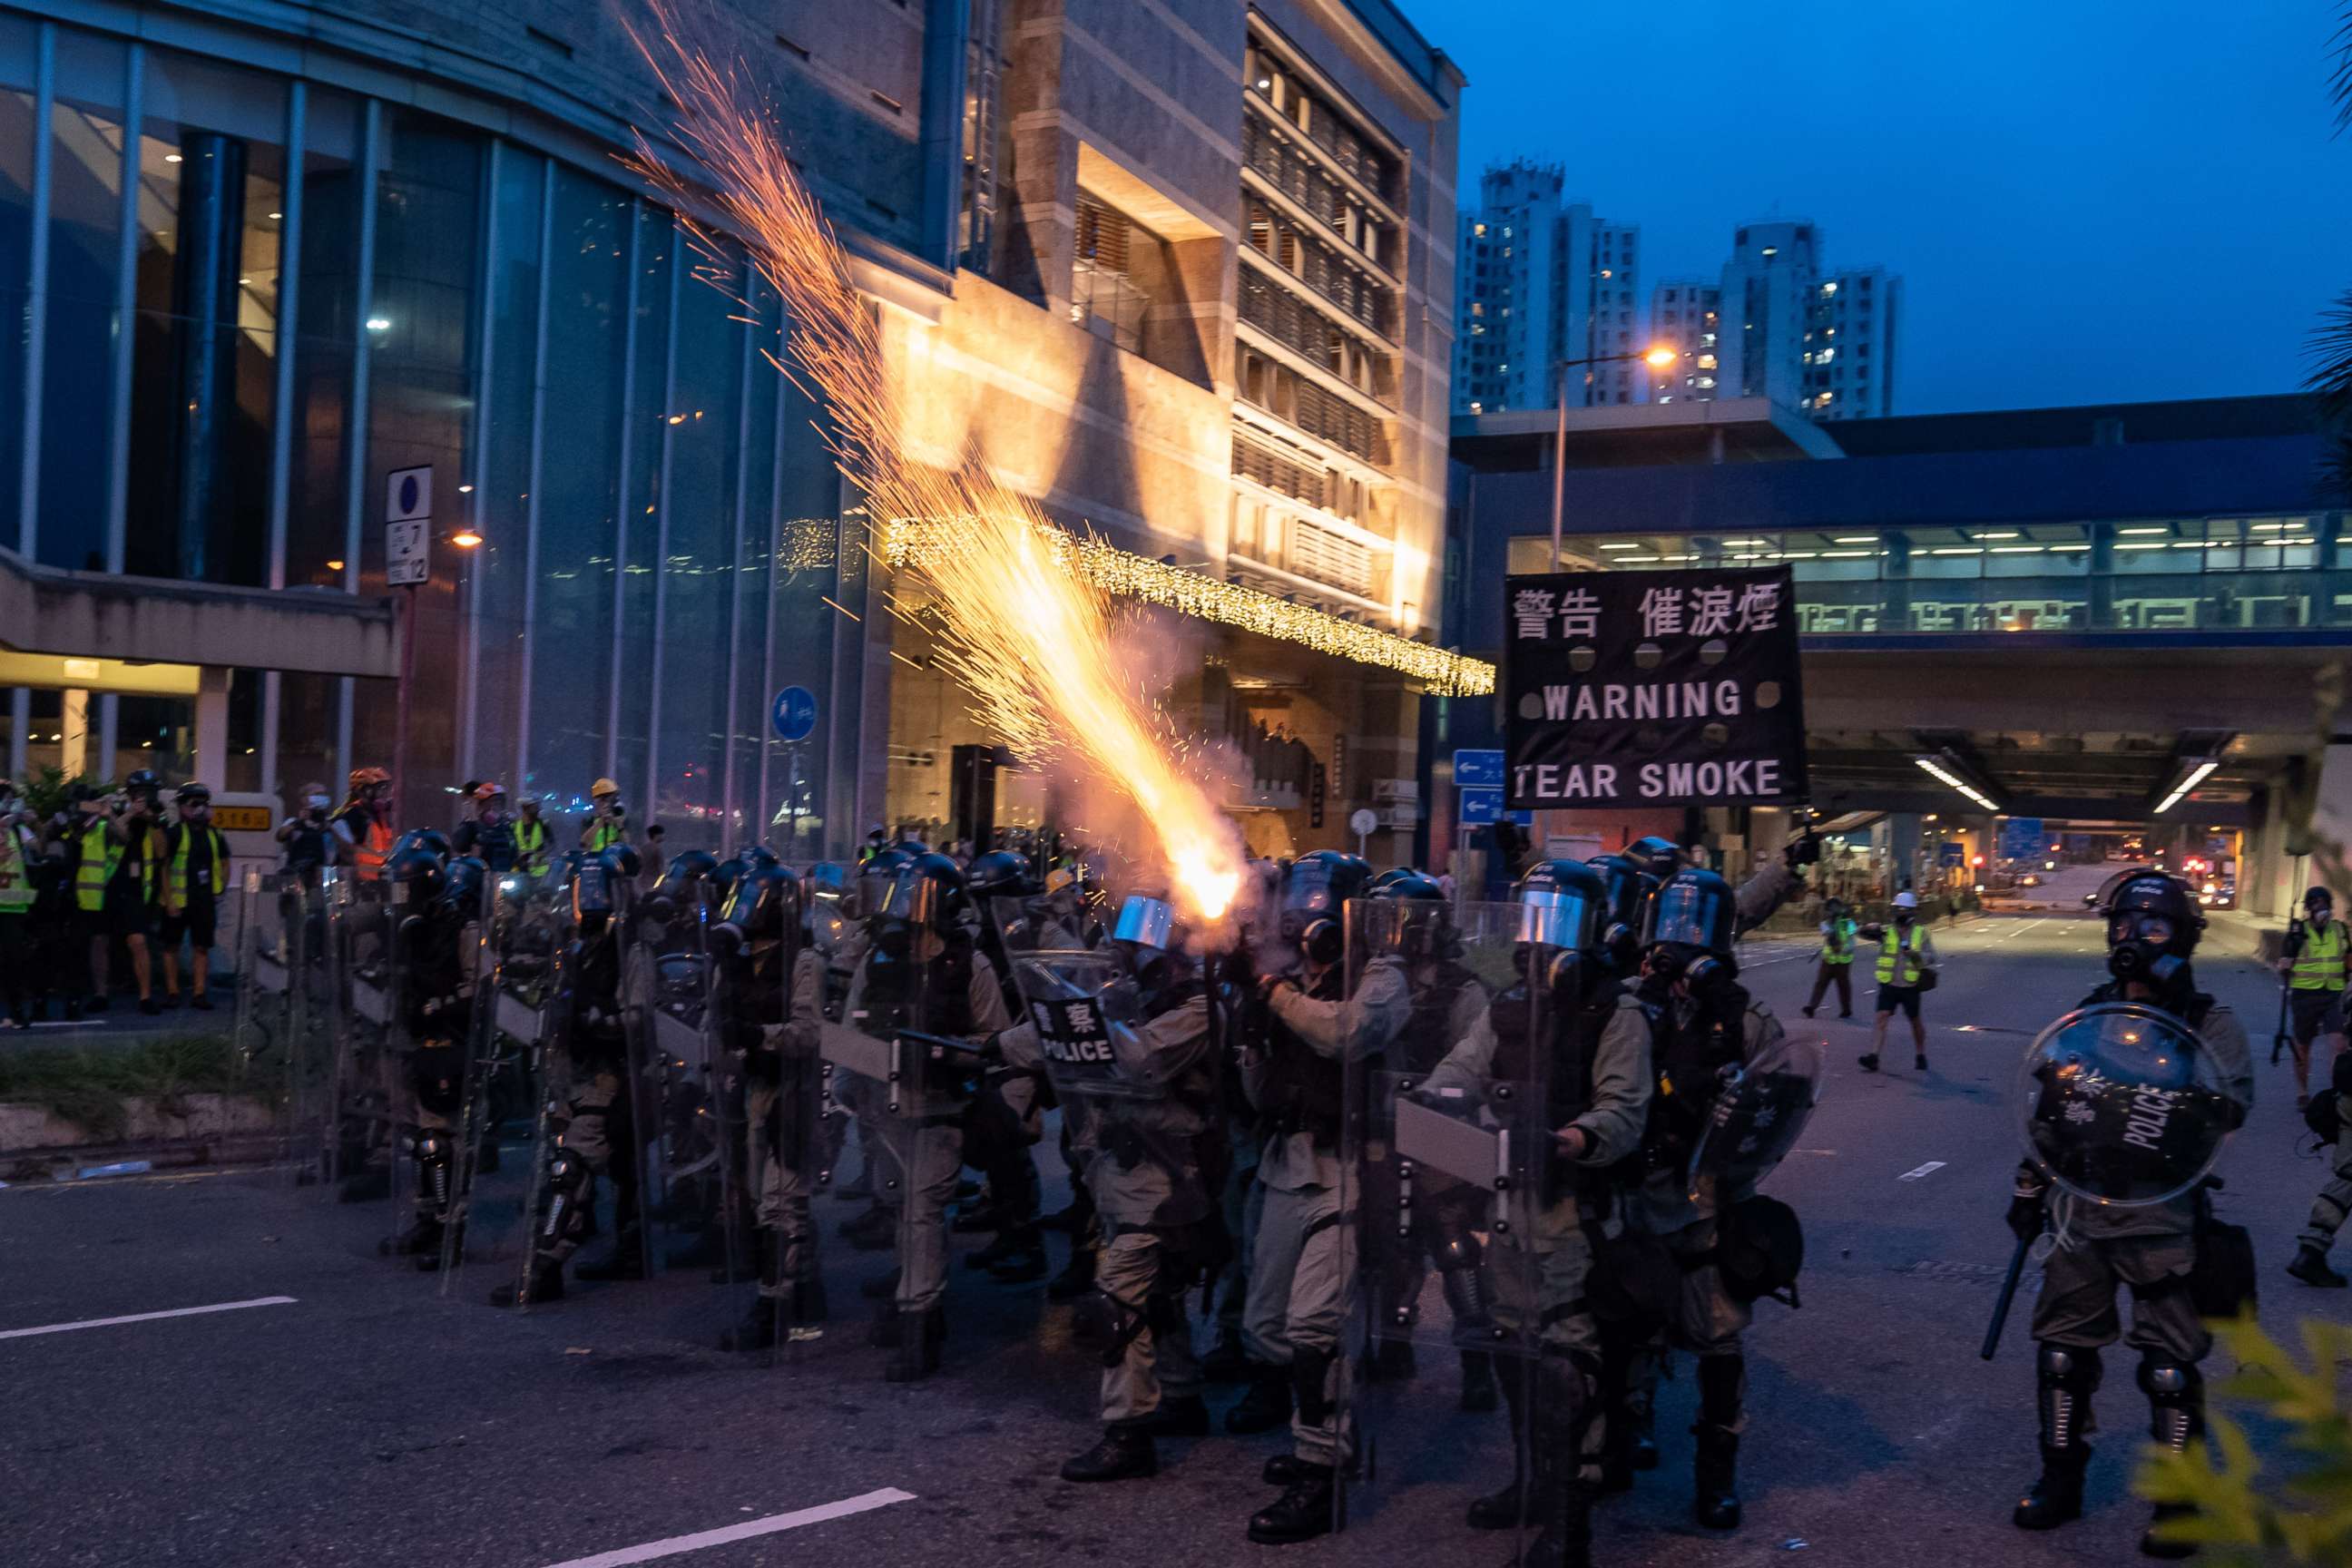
[
  {"x1": 1997, "y1": 817, "x2": 2045, "y2": 864},
  {"x1": 1459, "y1": 787, "x2": 1504, "y2": 826},
  {"x1": 770, "y1": 685, "x2": 818, "y2": 744},
  {"x1": 1454, "y1": 749, "x2": 1505, "y2": 789},
  {"x1": 1939, "y1": 842, "x2": 1965, "y2": 867}
]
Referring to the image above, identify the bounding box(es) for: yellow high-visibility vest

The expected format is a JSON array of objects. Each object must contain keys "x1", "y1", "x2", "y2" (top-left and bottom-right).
[
  {"x1": 515, "y1": 817, "x2": 550, "y2": 873},
  {"x1": 1821, "y1": 918, "x2": 1857, "y2": 966},
  {"x1": 74, "y1": 822, "x2": 120, "y2": 913},
  {"x1": 1876, "y1": 928, "x2": 1924, "y2": 985},
  {"x1": 2292, "y1": 920, "x2": 2346, "y2": 991},
  {"x1": 168, "y1": 826, "x2": 230, "y2": 905}
]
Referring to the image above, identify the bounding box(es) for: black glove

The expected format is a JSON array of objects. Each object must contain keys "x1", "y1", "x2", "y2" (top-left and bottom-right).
[{"x1": 2005, "y1": 1189, "x2": 2046, "y2": 1244}]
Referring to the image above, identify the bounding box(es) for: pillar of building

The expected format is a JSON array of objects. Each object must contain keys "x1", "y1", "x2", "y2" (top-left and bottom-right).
[
  {"x1": 194, "y1": 666, "x2": 231, "y2": 791},
  {"x1": 1885, "y1": 811, "x2": 1922, "y2": 890},
  {"x1": 60, "y1": 688, "x2": 90, "y2": 778}
]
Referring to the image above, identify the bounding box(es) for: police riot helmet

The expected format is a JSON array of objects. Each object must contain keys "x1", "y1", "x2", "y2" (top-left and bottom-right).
[
  {"x1": 389, "y1": 828, "x2": 452, "y2": 866},
  {"x1": 1627, "y1": 834, "x2": 1684, "y2": 883},
  {"x1": 855, "y1": 847, "x2": 915, "y2": 920},
  {"x1": 877, "y1": 852, "x2": 971, "y2": 936},
  {"x1": 1514, "y1": 858, "x2": 1606, "y2": 956},
  {"x1": 437, "y1": 854, "x2": 485, "y2": 915},
  {"x1": 2305, "y1": 886, "x2": 2334, "y2": 915},
  {"x1": 1282, "y1": 849, "x2": 1371, "y2": 965},
  {"x1": 1365, "y1": 870, "x2": 1449, "y2": 963},
  {"x1": 2102, "y1": 871, "x2": 2201, "y2": 987},
  {"x1": 387, "y1": 846, "x2": 446, "y2": 905},
  {"x1": 1111, "y1": 891, "x2": 1179, "y2": 954},
  {"x1": 723, "y1": 862, "x2": 800, "y2": 943},
  {"x1": 893, "y1": 836, "x2": 933, "y2": 858},
  {"x1": 1645, "y1": 867, "x2": 1740, "y2": 987},
  {"x1": 965, "y1": 848, "x2": 1035, "y2": 901},
  {"x1": 1588, "y1": 853, "x2": 1659, "y2": 961},
  {"x1": 174, "y1": 781, "x2": 211, "y2": 808},
  {"x1": 737, "y1": 844, "x2": 781, "y2": 871},
  {"x1": 656, "y1": 849, "x2": 721, "y2": 897}
]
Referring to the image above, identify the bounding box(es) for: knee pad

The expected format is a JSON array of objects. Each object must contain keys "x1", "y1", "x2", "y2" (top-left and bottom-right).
[
  {"x1": 2136, "y1": 1358, "x2": 2204, "y2": 1453},
  {"x1": 1291, "y1": 1346, "x2": 1336, "y2": 1427},
  {"x1": 414, "y1": 1132, "x2": 453, "y2": 1210},
  {"x1": 539, "y1": 1148, "x2": 593, "y2": 1244},
  {"x1": 2035, "y1": 1343, "x2": 2102, "y2": 1450}
]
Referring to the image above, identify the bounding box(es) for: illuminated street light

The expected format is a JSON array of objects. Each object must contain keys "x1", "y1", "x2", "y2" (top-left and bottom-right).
[{"x1": 450, "y1": 527, "x2": 484, "y2": 549}]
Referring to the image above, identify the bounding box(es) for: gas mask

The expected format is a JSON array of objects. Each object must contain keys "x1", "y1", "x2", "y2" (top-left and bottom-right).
[
  {"x1": 1300, "y1": 916, "x2": 1343, "y2": 969},
  {"x1": 873, "y1": 918, "x2": 915, "y2": 962},
  {"x1": 2107, "y1": 911, "x2": 2187, "y2": 989}
]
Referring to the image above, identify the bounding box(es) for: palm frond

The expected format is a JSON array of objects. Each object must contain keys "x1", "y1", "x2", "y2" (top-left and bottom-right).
[
  {"x1": 2334, "y1": 3, "x2": 2352, "y2": 132},
  {"x1": 2314, "y1": 290, "x2": 2352, "y2": 501}
]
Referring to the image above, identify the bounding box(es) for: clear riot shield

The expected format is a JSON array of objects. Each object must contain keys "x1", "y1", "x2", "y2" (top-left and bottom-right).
[
  {"x1": 324, "y1": 870, "x2": 408, "y2": 1218},
  {"x1": 1340, "y1": 899, "x2": 1547, "y2": 1553},
  {"x1": 230, "y1": 868, "x2": 323, "y2": 1176},
  {"x1": 2016, "y1": 1003, "x2": 2232, "y2": 1207},
  {"x1": 618, "y1": 877, "x2": 734, "y2": 1281},
  {"x1": 434, "y1": 865, "x2": 551, "y2": 1290},
  {"x1": 1688, "y1": 1032, "x2": 1826, "y2": 1204},
  {"x1": 806, "y1": 889, "x2": 860, "y2": 1188},
  {"x1": 818, "y1": 917, "x2": 943, "y2": 1323}
]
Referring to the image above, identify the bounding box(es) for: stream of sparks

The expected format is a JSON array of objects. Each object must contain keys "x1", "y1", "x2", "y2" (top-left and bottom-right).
[{"x1": 628, "y1": 13, "x2": 1245, "y2": 922}]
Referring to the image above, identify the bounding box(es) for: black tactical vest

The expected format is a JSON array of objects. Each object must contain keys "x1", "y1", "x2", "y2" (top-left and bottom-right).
[
  {"x1": 1399, "y1": 959, "x2": 1482, "y2": 1074},
  {"x1": 1259, "y1": 963, "x2": 1347, "y2": 1143},
  {"x1": 1488, "y1": 972, "x2": 1621, "y2": 1132}
]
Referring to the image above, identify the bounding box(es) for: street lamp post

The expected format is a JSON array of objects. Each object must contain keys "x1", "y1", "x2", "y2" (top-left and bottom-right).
[{"x1": 1550, "y1": 346, "x2": 1682, "y2": 565}]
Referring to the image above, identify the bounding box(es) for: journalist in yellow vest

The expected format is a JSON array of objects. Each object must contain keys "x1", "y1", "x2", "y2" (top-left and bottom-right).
[
  {"x1": 69, "y1": 778, "x2": 166, "y2": 1016},
  {"x1": 0, "y1": 797, "x2": 36, "y2": 1029},
  {"x1": 1858, "y1": 891, "x2": 1939, "y2": 1074},
  {"x1": 159, "y1": 783, "x2": 231, "y2": 1011},
  {"x1": 1802, "y1": 897, "x2": 1860, "y2": 1020},
  {"x1": 2278, "y1": 886, "x2": 2348, "y2": 1110}
]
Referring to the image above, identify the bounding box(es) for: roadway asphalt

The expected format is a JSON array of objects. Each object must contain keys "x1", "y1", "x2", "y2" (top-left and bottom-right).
[{"x1": 1, "y1": 910, "x2": 2337, "y2": 1568}]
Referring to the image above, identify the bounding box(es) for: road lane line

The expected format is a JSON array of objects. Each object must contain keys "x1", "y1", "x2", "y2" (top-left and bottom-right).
[
  {"x1": 1896, "y1": 1161, "x2": 1947, "y2": 1181},
  {"x1": 0, "y1": 1295, "x2": 299, "y2": 1340},
  {"x1": 538, "y1": 1488, "x2": 916, "y2": 1568}
]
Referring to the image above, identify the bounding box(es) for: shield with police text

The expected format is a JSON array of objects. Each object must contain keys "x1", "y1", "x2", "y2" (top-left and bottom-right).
[
  {"x1": 1339, "y1": 899, "x2": 1551, "y2": 1557},
  {"x1": 1687, "y1": 1030, "x2": 1825, "y2": 1203},
  {"x1": 2015, "y1": 1003, "x2": 2232, "y2": 1207}
]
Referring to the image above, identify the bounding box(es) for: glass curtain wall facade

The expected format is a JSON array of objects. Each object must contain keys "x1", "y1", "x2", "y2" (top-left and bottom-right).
[{"x1": 0, "y1": 12, "x2": 858, "y2": 855}]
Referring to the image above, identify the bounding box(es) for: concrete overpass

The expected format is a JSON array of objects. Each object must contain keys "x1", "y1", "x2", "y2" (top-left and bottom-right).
[{"x1": 0, "y1": 545, "x2": 399, "y2": 789}]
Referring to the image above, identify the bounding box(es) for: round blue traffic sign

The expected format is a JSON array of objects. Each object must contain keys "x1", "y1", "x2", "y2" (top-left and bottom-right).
[
  {"x1": 397, "y1": 473, "x2": 422, "y2": 515},
  {"x1": 770, "y1": 685, "x2": 818, "y2": 743}
]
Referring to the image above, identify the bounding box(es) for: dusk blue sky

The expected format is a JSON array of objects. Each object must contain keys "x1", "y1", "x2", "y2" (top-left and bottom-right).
[{"x1": 1397, "y1": 0, "x2": 2352, "y2": 415}]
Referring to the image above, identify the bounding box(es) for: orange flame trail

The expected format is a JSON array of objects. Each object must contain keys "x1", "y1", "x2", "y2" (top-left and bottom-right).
[{"x1": 628, "y1": 14, "x2": 1244, "y2": 921}]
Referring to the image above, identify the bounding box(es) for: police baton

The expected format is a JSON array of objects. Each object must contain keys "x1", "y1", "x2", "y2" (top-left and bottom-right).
[
  {"x1": 2272, "y1": 979, "x2": 2292, "y2": 1067},
  {"x1": 1980, "y1": 1231, "x2": 2034, "y2": 1361}
]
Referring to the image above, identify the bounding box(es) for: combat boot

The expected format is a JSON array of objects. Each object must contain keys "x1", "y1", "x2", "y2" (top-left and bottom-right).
[
  {"x1": 386, "y1": 1215, "x2": 443, "y2": 1258},
  {"x1": 2288, "y1": 1242, "x2": 2347, "y2": 1288},
  {"x1": 489, "y1": 1261, "x2": 564, "y2": 1308},
  {"x1": 2014, "y1": 1443, "x2": 2090, "y2": 1529},
  {"x1": 784, "y1": 1277, "x2": 828, "y2": 1342},
  {"x1": 1246, "y1": 1461, "x2": 1335, "y2": 1544},
  {"x1": 1692, "y1": 1354, "x2": 1745, "y2": 1530},
  {"x1": 1060, "y1": 1424, "x2": 1157, "y2": 1483},
  {"x1": 1467, "y1": 1359, "x2": 1530, "y2": 1525},
  {"x1": 2141, "y1": 1501, "x2": 2199, "y2": 1560},
  {"x1": 1526, "y1": 1465, "x2": 1594, "y2": 1568},
  {"x1": 884, "y1": 1304, "x2": 944, "y2": 1382},
  {"x1": 1224, "y1": 1361, "x2": 1293, "y2": 1435}
]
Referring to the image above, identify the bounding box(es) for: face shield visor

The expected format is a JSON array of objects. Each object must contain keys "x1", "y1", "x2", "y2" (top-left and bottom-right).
[
  {"x1": 1648, "y1": 879, "x2": 1730, "y2": 953},
  {"x1": 1112, "y1": 894, "x2": 1176, "y2": 954},
  {"x1": 1516, "y1": 885, "x2": 1599, "y2": 954}
]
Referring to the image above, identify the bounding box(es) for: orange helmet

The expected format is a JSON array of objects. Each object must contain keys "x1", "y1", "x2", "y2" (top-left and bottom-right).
[
  {"x1": 474, "y1": 781, "x2": 507, "y2": 801},
  {"x1": 348, "y1": 766, "x2": 390, "y2": 791}
]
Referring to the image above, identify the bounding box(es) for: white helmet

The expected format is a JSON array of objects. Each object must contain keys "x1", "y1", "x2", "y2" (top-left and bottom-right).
[{"x1": 1893, "y1": 890, "x2": 1920, "y2": 910}]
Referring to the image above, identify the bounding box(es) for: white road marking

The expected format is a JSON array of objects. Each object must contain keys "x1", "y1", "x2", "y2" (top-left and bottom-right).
[
  {"x1": 1896, "y1": 1161, "x2": 1947, "y2": 1182},
  {"x1": 0, "y1": 1295, "x2": 299, "y2": 1340},
  {"x1": 538, "y1": 1488, "x2": 916, "y2": 1568}
]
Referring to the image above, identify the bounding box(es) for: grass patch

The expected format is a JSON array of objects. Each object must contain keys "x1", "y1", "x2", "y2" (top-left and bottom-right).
[{"x1": 0, "y1": 1034, "x2": 248, "y2": 1141}]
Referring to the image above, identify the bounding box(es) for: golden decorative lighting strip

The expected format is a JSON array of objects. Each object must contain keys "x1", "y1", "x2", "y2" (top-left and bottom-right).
[{"x1": 880, "y1": 517, "x2": 1495, "y2": 698}]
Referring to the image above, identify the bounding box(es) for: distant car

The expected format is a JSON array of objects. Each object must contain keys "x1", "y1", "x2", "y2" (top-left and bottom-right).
[{"x1": 2019, "y1": 873, "x2": 2042, "y2": 887}]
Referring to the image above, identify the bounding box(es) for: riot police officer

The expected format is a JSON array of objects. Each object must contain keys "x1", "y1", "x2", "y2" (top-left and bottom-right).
[
  {"x1": 997, "y1": 891, "x2": 1230, "y2": 1482},
  {"x1": 1619, "y1": 867, "x2": 1792, "y2": 1532},
  {"x1": 956, "y1": 848, "x2": 1050, "y2": 1284},
  {"x1": 1423, "y1": 860, "x2": 1652, "y2": 1568},
  {"x1": 1231, "y1": 849, "x2": 1379, "y2": 1544},
  {"x1": 2007, "y1": 871, "x2": 2252, "y2": 1557},
  {"x1": 716, "y1": 862, "x2": 832, "y2": 1350},
  {"x1": 493, "y1": 846, "x2": 647, "y2": 1307},
  {"x1": 386, "y1": 849, "x2": 476, "y2": 1265},
  {"x1": 840, "y1": 852, "x2": 1013, "y2": 1379}
]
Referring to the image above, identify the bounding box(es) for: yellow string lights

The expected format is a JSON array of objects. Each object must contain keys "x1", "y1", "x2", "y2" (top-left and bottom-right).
[{"x1": 880, "y1": 518, "x2": 1496, "y2": 698}]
